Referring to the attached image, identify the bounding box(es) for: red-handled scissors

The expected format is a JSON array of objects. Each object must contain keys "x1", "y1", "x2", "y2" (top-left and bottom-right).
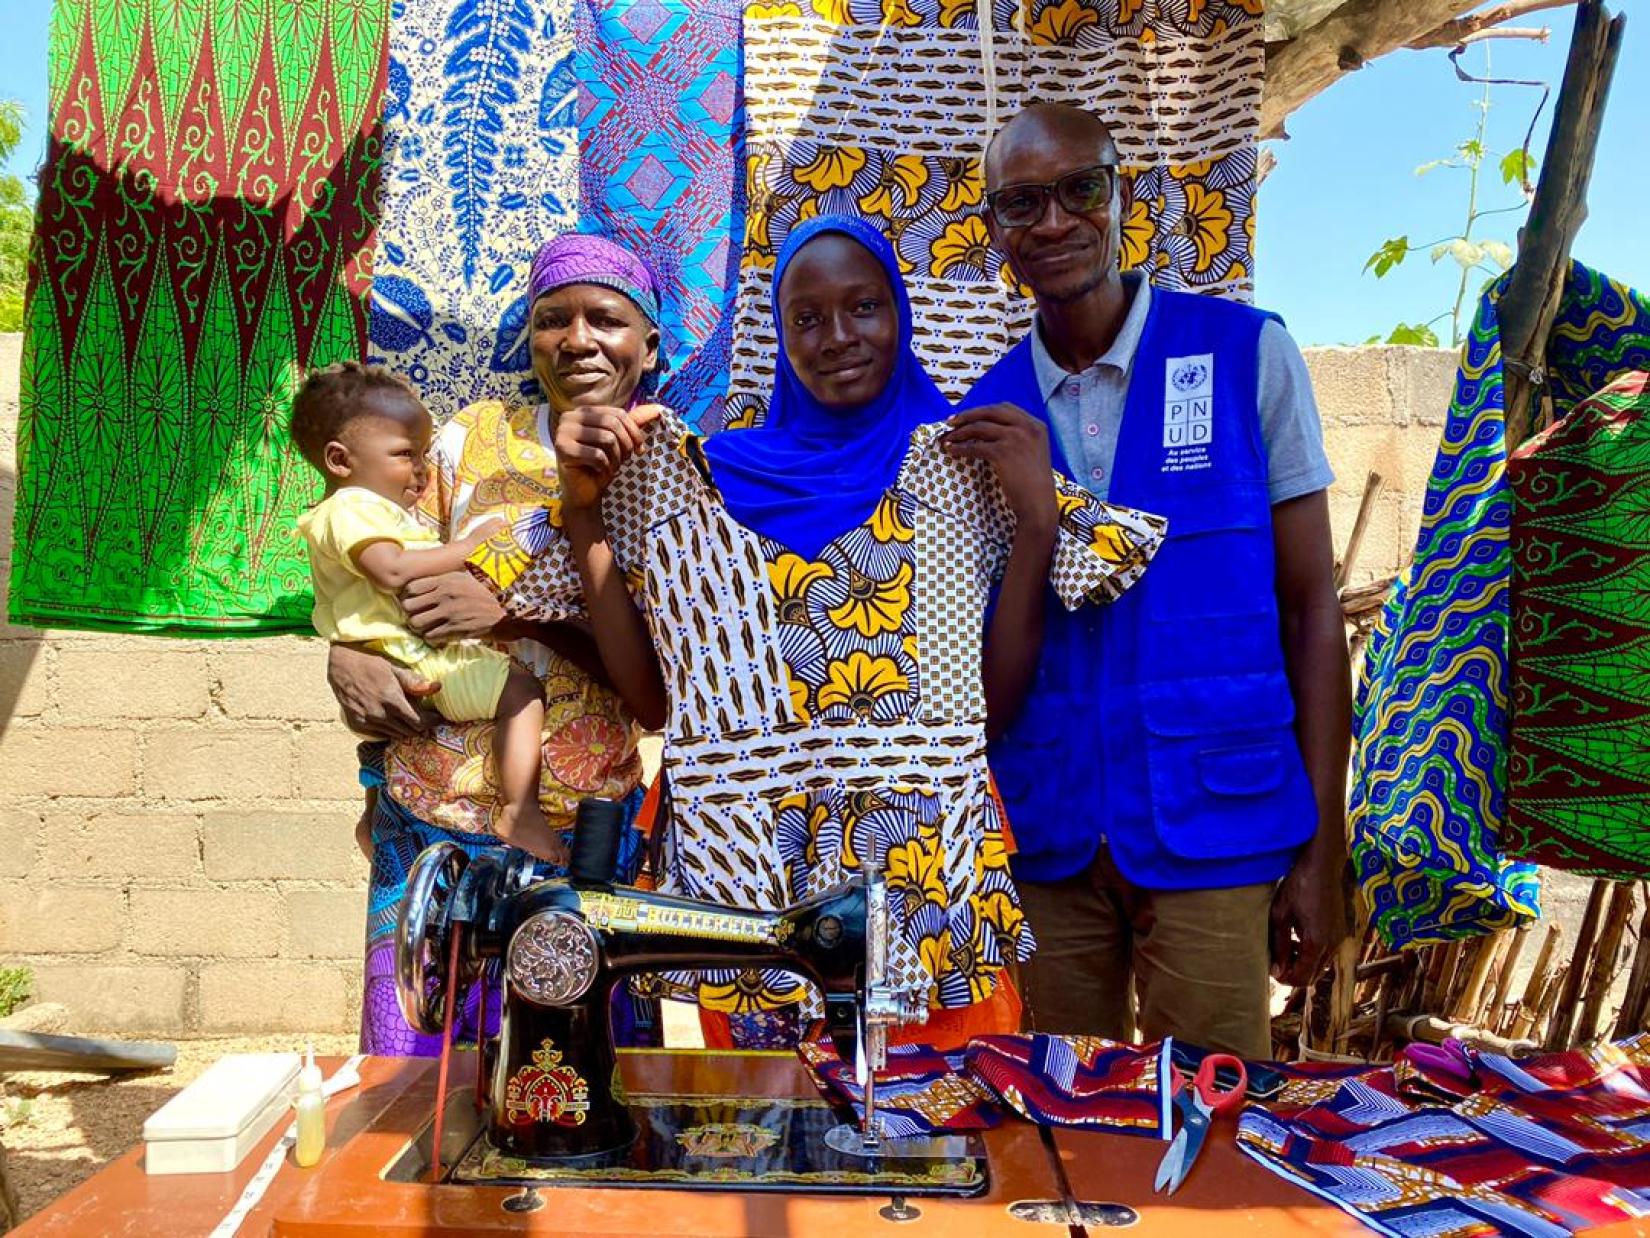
[{"x1": 1153, "y1": 1052, "x2": 1248, "y2": 1195}]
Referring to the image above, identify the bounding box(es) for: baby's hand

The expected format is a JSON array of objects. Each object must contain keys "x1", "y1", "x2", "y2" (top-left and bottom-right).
[{"x1": 458, "y1": 516, "x2": 508, "y2": 549}]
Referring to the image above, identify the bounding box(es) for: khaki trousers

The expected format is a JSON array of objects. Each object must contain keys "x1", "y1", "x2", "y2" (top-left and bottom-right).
[{"x1": 1016, "y1": 845, "x2": 1274, "y2": 1059}]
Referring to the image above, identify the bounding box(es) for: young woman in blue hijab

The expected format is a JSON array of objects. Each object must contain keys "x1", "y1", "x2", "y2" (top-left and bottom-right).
[{"x1": 553, "y1": 216, "x2": 1164, "y2": 1047}]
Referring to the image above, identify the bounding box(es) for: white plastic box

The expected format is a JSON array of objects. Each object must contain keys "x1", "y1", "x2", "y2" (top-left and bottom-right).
[{"x1": 142, "y1": 1053, "x2": 301, "y2": 1176}]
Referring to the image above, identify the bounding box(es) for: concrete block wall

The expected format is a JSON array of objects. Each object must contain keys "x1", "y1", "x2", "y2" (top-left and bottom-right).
[
  {"x1": 1307, "y1": 345, "x2": 1458, "y2": 587},
  {"x1": 0, "y1": 333, "x2": 1460, "y2": 1034},
  {"x1": 0, "y1": 333, "x2": 366, "y2": 1033}
]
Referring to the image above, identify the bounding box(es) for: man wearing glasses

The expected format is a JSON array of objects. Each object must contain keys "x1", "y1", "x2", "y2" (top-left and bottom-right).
[{"x1": 963, "y1": 103, "x2": 1350, "y2": 1058}]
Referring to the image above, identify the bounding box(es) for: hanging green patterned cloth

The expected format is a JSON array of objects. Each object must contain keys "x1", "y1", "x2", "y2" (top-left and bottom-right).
[
  {"x1": 9, "y1": 1, "x2": 390, "y2": 634},
  {"x1": 1351, "y1": 262, "x2": 1650, "y2": 947},
  {"x1": 1507, "y1": 360, "x2": 1650, "y2": 877}
]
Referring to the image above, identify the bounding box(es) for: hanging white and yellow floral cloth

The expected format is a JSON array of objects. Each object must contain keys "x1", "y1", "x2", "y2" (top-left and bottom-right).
[
  {"x1": 564, "y1": 409, "x2": 1166, "y2": 1016},
  {"x1": 722, "y1": 0, "x2": 1265, "y2": 426}
]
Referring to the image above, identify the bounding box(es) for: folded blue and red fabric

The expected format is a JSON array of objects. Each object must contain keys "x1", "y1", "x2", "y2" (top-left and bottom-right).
[{"x1": 802, "y1": 1032, "x2": 1650, "y2": 1236}]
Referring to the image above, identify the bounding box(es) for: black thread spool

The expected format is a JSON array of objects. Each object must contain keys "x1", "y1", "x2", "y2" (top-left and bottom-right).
[{"x1": 569, "y1": 797, "x2": 626, "y2": 889}]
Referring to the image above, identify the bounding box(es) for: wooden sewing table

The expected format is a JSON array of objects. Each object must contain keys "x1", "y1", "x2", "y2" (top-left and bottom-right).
[{"x1": 6, "y1": 1050, "x2": 1420, "y2": 1236}]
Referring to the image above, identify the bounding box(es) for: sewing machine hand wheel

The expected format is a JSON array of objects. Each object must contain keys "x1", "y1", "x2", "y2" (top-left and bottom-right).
[{"x1": 396, "y1": 841, "x2": 470, "y2": 1035}]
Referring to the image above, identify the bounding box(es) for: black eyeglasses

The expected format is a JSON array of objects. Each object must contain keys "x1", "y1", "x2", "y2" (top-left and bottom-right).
[{"x1": 985, "y1": 163, "x2": 1119, "y2": 229}]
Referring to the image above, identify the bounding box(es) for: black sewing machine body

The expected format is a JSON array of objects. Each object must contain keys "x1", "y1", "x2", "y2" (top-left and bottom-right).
[
  {"x1": 435, "y1": 853, "x2": 872, "y2": 1161},
  {"x1": 394, "y1": 800, "x2": 905, "y2": 1173}
]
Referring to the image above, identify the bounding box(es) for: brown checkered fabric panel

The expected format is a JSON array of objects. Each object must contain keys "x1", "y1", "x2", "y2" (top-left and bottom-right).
[{"x1": 913, "y1": 504, "x2": 987, "y2": 725}]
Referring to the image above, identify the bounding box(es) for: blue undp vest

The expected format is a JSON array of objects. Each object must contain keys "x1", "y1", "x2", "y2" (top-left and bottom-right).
[{"x1": 963, "y1": 288, "x2": 1316, "y2": 889}]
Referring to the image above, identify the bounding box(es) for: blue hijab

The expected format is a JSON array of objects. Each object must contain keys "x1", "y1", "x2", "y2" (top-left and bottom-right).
[{"x1": 702, "y1": 215, "x2": 951, "y2": 559}]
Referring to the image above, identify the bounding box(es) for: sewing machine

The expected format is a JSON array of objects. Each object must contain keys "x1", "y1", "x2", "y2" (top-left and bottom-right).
[{"x1": 390, "y1": 798, "x2": 985, "y2": 1194}]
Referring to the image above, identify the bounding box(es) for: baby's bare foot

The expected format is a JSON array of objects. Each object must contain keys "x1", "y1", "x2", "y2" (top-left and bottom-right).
[{"x1": 495, "y1": 802, "x2": 569, "y2": 867}]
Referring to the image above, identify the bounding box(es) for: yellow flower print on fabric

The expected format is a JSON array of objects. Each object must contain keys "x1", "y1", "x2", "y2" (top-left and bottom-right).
[
  {"x1": 768, "y1": 553, "x2": 835, "y2": 624},
  {"x1": 745, "y1": 154, "x2": 781, "y2": 267},
  {"x1": 870, "y1": 493, "x2": 914, "y2": 544},
  {"x1": 785, "y1": 667, "x2": 812, "y2": 722},
  {"x1": 827, "y1": 562, "x2": 914, "y2": 637},
  {"x1": 918, "y1": 931, "x2": 952, "y2": 998},
  {"x1": 808, "y1": 0, "x2": 852, "y2": 24},
  {"x1": 880, "y1": 0, "x2": 923, "y2": 26},
  {"x1": 887, "y1": 834, "x2": 949, "y2": 913},
  {"x1": 929, "y1": 215, "x2": 991, "y2": 279},
  {"x1": 699, "y1": 969, "x2": 806, "y2": 1015},
  {"x1": 794, "y1": 145, "x2": 866, "y2": 192},
  {"x1": 749, "y1": 1, "x2": 804, "y2": 16},
  {"x1": 1182, "y1": 183, "x2": 1233, "y2": 274},
  {"x1": 882, "y1": 214, "x2": 918, "y2": 276},
  {"x1": 859, "y1": 154, "x2": 929, "y2": 219},
  {"x1": 723, "y1": 403, "x2": 761, "y2": 430},
  {"x1": 937, "y1": 0, "x2": 974, "y2": 26},
  {"x1": 999, "y1": 261, "x2": 1034, "y2": 300},
  {"x1": 974, "y1": 888, "x2": 1026, "y2": 944},
  {"x1": 1169, "y1": 159, "x2": 1214, "y2": 181},
  {"x1": 975, "y1": 824, "x2": 1010, "y2": 879},
  {"x1": 1030, "y1": 0, "x2": 1099, "y2": 45},
  {"x1": 1056, "y1": 489, "x2": 1086, "y2": 523},
  {"x1": 1090, "y1": 519, "x2": 1147, "y2": 566},
  {"x1": 778, "y1": 793, "x2": 829, "y2": 872},
  {"x1": 1120, "y1": 196, "x2": 1153, "y2": 271},
  {"x1": 817, "y1": 652, "x2": 909, "y2": 718},
  {"x1": 937, "y1": 158, "x2": 984, "y2": 214}
]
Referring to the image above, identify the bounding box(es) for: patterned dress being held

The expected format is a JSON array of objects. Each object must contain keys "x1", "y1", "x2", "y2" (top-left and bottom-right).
[{"x1": 579, "y1": 409, "x2": 1165, "y2": 1017}]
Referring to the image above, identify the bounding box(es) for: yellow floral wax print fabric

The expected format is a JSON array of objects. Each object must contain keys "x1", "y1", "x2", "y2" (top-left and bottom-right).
[
  {"x1": 721, "y1": 0, "x2": 1264, "y2": 428},
  {"x1": 596, "y1": 409, "x2": 1165, "y2": 1015},
  {"x1": 384, "y1": 400, "x2": 643, "y2": 837}
]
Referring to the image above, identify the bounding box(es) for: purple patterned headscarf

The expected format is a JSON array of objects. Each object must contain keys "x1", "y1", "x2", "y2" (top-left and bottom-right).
[{"x1": 528, "y1": 233, "x2": 661, "y2": 327}]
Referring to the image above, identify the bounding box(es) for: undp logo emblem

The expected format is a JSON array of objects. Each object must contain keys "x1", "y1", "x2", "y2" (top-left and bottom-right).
[{"x1": 1171, "y1": 360, "x2": 1208, "y2": 393}]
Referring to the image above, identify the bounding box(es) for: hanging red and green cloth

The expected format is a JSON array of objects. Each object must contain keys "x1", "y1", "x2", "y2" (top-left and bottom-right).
[
  {"x1": 1507, "y1": 366, "x2": 1650, "y2": 877},
  {"x1": 10, "y1": 1, "x2": 391, "y2": 633}
]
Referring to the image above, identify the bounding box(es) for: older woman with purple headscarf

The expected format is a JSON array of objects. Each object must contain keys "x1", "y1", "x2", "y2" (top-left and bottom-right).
[{"x1": 326, "y1": 233, "x2": 669, "y2": 1054}]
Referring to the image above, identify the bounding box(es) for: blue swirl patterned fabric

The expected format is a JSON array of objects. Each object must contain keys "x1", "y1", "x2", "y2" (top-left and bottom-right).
[
  {"x1": 1350, "y1": 277, "x2": 1538, "y2": 949},
  {"x1": 1351, "y1": 262, "x2": 1646, "y2": 948},
  {"x1": 367, "y1": 0, "x2": 579, "y2": 417}
]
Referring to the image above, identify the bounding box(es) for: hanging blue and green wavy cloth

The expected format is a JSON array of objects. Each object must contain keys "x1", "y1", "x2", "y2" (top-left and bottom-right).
[{"x1": 1351, "y1": 261, "x2": 1650, "y2": 947}]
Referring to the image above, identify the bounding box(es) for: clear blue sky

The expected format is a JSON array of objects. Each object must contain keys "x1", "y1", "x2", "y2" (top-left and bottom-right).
[{"x1": 1, "y1": 1, "x2": 1644, "y2": 346}]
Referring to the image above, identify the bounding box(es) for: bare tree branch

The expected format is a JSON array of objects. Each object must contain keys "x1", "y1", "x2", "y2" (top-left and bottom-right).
[
  {"x1": 1409, "y1": 0, "x2": 1575, "y2": 48},
  {"x1": 1500, "y1": 0, "x2": 1625, "y2": 448},
  {"x1": 1263, "y1": 0, "x2": 1481, "y2": 137},
  {"x1": 1418, "y1": 25, "x2": 1553, "y2": 47},
  {"x1": 1262, "y1": 0, "x2": 1575, "y2": 136}
]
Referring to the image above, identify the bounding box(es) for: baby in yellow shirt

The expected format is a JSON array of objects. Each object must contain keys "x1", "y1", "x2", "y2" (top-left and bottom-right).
[{"x1": 292, "y1": 362, "x2": 562, "y2": 863}]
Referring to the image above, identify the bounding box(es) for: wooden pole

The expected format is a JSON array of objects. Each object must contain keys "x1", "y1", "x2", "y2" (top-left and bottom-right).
[
  {"x1": 0, "y1": 1031, "x2": 176, "y2": 1074},
  {"x1": 1335, "y1": 471, "x2": 1386, "y2": 590},
  {"x1": 1499, "y1": 0, "x2": 1626, "y2": 449},
  {"x1": 1548, "y1": 881, "x2": 1608, "y2": 1049},
  {"x1": 1613, "y1": 892, "x2": 1650, "y2": 1039},
  {"x1": 1511, "y1": 924, "x2": 1562, "y2": 1034},
  {"x1": 1486, "y1": 924, "x2": 1531, "y2": 1031},
  {"x1": 1326, "y1": 936, "x2": 1361, "y2": 1054},
  {"x1": 1421, "y1": 941, "x2": 1461, "y2": 1013},
  {"x1": 1532, "y1": 962, "x2": 1570, "y2": 1044},
  {"x1": 1452, "y1": 929, "x2": 1509, "y2": 1023},
  {"x1": 1576, "y1": 882, "x2": 1636, "y2": 1044},
  {"x1": 1387, "y1": 1013, "x2": 1539, "y2": 1056}
]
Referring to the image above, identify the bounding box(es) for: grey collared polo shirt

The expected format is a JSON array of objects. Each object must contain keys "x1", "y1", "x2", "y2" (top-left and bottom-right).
[{"x1": 1028, "y1": 273, "x2": 1335, "y2": 504}]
